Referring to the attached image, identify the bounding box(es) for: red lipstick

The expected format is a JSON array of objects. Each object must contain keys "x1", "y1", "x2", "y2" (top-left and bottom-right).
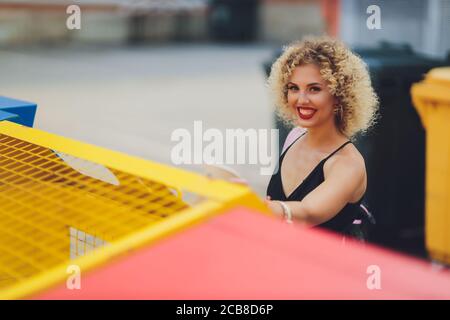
[{"x1": 297, "y1": 107, "x2": 317, "y2": 120}]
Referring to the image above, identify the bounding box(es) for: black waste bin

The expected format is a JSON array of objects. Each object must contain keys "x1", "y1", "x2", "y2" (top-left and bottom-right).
[
  {"x1": 352, "y1": 43, "x2": 446, "y2": 257},
  {"x1": 263, "y1": 42, "x2": 447, "y2": 257},
  {"x1": 208, "y1": 0, "x2": 259, "y2": 42}
]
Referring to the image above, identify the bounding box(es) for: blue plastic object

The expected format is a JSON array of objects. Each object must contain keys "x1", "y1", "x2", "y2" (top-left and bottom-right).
[{"x1": 0, "y1": 96, "x2": 37, "y2": 127}]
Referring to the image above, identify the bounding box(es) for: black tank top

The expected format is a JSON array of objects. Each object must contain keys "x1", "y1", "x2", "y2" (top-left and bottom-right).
[{"x1": 266, "y1": 132, "x2": 364, "y2": 234}]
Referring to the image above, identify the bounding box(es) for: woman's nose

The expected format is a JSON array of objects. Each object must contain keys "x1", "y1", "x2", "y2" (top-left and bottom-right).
[{"x1": 297, "y1": 91, "x2": 310, "y2": 104}]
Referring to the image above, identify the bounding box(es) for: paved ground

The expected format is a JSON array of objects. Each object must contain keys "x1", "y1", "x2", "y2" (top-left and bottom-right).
[{"x1": 0, "y1": 43, "x2": 278, "y2": 196}]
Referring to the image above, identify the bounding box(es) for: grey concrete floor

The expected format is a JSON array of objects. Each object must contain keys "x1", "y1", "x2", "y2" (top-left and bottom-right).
[{"x1": 0, "y1": 43, "x2": 278, "y2": 196}]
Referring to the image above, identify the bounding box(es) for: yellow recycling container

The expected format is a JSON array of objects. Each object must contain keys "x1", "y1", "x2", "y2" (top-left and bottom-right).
[
  {"x1": 411, "y1": 67, "x2": 450, "y2": 265},
  {"x1": 0, "y1": 121, "x2": 268, "y2": 299}
]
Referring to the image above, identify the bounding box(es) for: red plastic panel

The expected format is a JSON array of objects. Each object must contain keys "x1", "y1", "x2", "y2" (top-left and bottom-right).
[{"x1": 36, "y1": 206, "x2": 450, "y2": 299}]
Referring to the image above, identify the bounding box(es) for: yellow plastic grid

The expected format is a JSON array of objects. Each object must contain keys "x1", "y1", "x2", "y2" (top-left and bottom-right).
[{"x1": 0, "y1": 121, "x2": 267, "y2": 299}]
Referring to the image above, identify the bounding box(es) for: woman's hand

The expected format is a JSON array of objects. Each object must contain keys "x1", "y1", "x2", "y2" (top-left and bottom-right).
[{"x1": 264, "y1": 196, "x2": 284, "y2": 218}]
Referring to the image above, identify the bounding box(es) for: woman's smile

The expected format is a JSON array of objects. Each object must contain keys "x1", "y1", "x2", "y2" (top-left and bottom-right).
[{"x1": 296, "y1": 106, "x2": 317, "y2": 120}]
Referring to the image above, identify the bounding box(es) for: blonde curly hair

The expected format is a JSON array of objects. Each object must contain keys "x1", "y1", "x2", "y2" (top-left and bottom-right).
[{"x1": 268, "y1": 36, "x2": 379, "y2": 138}]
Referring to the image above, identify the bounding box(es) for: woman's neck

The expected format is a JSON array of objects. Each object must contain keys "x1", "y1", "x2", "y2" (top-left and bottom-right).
[{"x1": 302, "y1": 122, "x2": 347, "y2": 151}]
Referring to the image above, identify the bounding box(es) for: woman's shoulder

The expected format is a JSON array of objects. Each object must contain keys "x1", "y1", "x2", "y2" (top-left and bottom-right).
[{"x1": 324, "y1": 142, "x2": 366, "y2": 179}]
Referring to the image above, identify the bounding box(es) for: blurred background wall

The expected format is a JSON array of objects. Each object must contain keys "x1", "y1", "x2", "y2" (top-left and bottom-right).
[
  {"x1": 2, "y1": 0, "x2": 449, "y2": 58},
  {"x1": 2, "y1": 0, "x2": 449, "y2": 56},
  {"x1": 340, "y1": 0, "x2": 450, "y2": 59},
  {"x1": 0, "y1": 0, "x2": 327, "y2": 46}
]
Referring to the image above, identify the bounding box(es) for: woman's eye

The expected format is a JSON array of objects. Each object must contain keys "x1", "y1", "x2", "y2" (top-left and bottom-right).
[
  {"x1": 310, "y1": 87, "x2": 321, "y2": 92},
  {"x1": 287, "y1": 86, "x2": 298, "y2": 91}
]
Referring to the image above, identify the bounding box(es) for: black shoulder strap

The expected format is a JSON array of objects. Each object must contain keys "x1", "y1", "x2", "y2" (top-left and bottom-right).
[{"x1": 323, "y1": 141, "x2": 352, "y2": 162}]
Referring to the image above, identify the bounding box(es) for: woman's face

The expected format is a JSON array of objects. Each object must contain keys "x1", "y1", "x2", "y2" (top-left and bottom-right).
[{"x1": 286, "y1": 64, "x2": 336, "y2": 129}]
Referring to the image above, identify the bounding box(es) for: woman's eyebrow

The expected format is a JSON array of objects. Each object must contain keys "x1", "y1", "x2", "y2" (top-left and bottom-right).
[{"x1": 286, "y1": 82, "x2": 323, "y2": 86}]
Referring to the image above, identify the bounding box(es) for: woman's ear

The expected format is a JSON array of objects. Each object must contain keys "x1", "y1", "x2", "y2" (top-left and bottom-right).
[{"x1": 333, "y1": 96, "x2": 338, "y2": 106}]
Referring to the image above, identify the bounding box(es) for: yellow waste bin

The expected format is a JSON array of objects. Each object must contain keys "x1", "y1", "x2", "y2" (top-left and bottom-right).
[
  {"x1": 411, "y1": 67, "x2": 450, "y2": 265},
  {"x1": 0, "y1": 121, "x2": 268, "y2": 299}
]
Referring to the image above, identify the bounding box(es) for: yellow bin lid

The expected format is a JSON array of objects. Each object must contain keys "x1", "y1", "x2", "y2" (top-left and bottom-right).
[{"x1": 411, "y1": 67, "x2": 450, "y2": 129}]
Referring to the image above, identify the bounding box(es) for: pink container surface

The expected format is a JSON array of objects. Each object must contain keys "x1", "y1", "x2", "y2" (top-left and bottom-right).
[{"x1": 36, "y1": 206, "x2": 450, "y2": 299}]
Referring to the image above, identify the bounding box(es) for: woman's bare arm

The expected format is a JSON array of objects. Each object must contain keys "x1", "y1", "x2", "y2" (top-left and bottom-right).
[{"x1": 267, "y1": 156, "x2": 365, "y2": 226}]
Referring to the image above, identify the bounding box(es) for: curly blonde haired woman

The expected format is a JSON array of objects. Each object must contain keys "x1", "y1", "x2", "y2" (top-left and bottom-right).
[{"x1": 265, "y1": 36, "x2": 378, "y2": 238}]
